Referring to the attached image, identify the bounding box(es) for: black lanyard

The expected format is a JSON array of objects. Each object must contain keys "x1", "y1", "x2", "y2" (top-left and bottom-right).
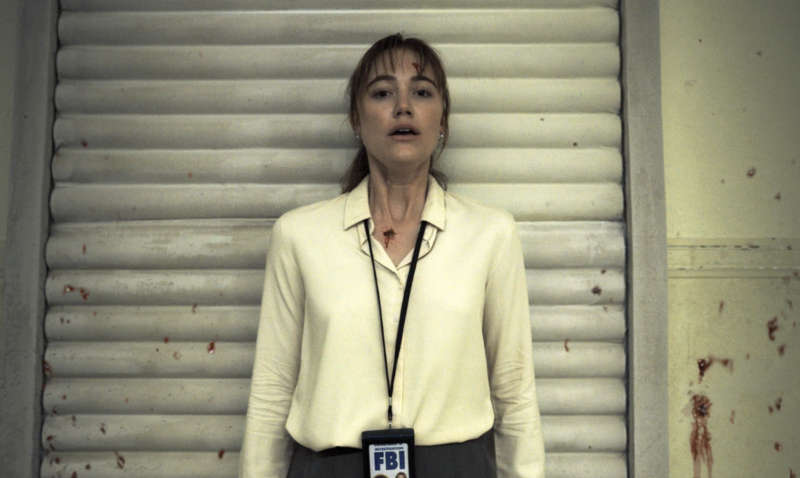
[{"x1": 364, "y1": 219, "x2": 428, "y2": 428}]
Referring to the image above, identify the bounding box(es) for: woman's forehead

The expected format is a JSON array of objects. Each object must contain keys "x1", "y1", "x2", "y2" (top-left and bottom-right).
[{"x1": 368, "y1": 49, "x2": 428, "y2": 77}]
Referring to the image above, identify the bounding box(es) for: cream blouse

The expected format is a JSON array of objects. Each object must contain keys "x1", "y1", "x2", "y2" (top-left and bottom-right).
[{"x1": 240, "y1": 176, "x2": 545, "y2": 478}]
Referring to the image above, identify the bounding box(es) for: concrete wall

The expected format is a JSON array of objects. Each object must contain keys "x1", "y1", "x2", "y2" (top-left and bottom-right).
[
  {"x1": 662, "y1": 1, "x2": 800, "y2": 477},
  {"x1": 0, "y1": 0, "x2": 20, "y2": 373}
]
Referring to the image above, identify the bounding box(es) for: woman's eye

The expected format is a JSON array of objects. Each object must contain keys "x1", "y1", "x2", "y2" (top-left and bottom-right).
[
  {"x1": 371, "y1": 89, "x2": 391, "y2": 98},
  {"x1": 415, "y1": 89, "x2": 433, "y2": 98}
]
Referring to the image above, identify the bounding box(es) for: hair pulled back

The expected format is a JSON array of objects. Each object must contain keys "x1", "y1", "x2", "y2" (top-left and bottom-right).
[{"x1": 341, "y1": 33, "x2": 450, "y2": 193}]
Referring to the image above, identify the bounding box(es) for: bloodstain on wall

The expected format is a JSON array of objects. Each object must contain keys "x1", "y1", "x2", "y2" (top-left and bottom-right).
[
  {"x1": 100, "y1": 423, "x2": 106, "y2": 434},
  {"x1": 163, "y1": 337, "x2": 170, "y2": 343},
  {"x1": 564, "y1": 339, "x2": 570, "y2": 352},
  {"x1": 43, "y1": 359, "x2": 54, "y2": 377},
  {"x1": 173, "y1": 351, "x2": 181, "y2": 360},
  {"x1": 218, "y1": 449, "x2": 226, "y2": 459},
  {"x1": 768, "y1": 318, "x2": 779, "y2": 341},
  {"x1": 778, "y1": 344, "x2": 786, "y2": 356},
  {"x1": 747, "y1": 167, "x2": 756, "y2": 177},
  {"x1": 691, "y1": 395, "x2": 713, "y2": 478},
  {"x1": 114, "y1": 451, "x2": 126, "y2": 469},
  {"x1": 719, "y1": 301, "x2": 724, "y2": 314},
  {"x1": 697, "y1": 356, "x2": 733, "y2": 383},
  {"x1": 71, "y1": 471, "x2": 78, "y2": 478},
  {"x1": 729, "y1": 410, "x2": 735, "y2": 424},
  {"x1": 775, "y1": 397, "x2": 782, "y2": 411},
  {"x1": 775, "y1": 442, "x2": 783, "y2": 452},
  {"x1": 591, "y1": 286, "x2": 602, "y2": 295},
  {"x1": 207, "y1": 341, "x2": 216, "y2": 354},
  {"x1": 790, "y1": 468, "x2": 796, "y2": 478}
]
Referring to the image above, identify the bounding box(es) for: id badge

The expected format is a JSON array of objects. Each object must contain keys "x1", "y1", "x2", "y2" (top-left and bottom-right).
[{"x1": 362, "y1": 428, "x2": 416, "y2": 478}]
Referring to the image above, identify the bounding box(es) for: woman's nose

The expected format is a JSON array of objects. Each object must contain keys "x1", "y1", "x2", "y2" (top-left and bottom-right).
[{"x1": 393, "y1": 92, "x2": 413, "y2": 117}]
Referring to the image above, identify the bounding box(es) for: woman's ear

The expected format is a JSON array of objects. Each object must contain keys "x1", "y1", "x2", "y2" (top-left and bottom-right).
[{"x1": 349, "y1": 113, "x2": 361, "y2": 133}]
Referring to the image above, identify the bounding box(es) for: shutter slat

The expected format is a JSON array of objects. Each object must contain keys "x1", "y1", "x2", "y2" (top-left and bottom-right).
[
  {"x1": 56, "y1": 78, "x2": 621, "y2": 114},
  {"x1": 45, "y1": 306, "x2": 261, "y2": 342},
  {"x1": 43, "y1": 378, "x2": 624, "y2": 415},
  {"x1": 531, "y1": 305, "x2": 625, "y2": 342},
  {"x1": 47, "y1": 221, "x2": 624, "y2": 270},
  {"x1": 41, "y1": 415, "x2": 625, "y2": 452},
  {"x1": 50, "y1": 183, "x2": 623, "y2": 222},
  {"x1": 44, "y1": 305, "x2": 625, "y2": 343},
  {"x1": 61, "y1": 0, "x2": 619, "y2": 11},
  {"x1": 52, "y1": 148, "x2": 623, "y2": 184},
  {"x1": 59, "y1": 10, "x2": 619, "y2": 46},
  {"x1": 44, "y1": 342, "x2": 623, "y2": 379},
  {"x1": 53, "y1": 114, "x2": 621, "y2": 149},
  {"x1": 527, "y1": 269, "x2": 625, "y2": 306},
  {"x1": 41, "y1": 452, "x2": 239, "y2": 478},
  {"x1": 41, "y1": 451, "x2": 627, "y2": 478},
  {"x1": 57, "y1": 44, "x2": 620, "y2": 80},
  {"x1": 44, "y1": 269, "x2": 622, "y2": 306},
  {"x1": 44, "y1": 342, "x2": 256, "y2": 379}
]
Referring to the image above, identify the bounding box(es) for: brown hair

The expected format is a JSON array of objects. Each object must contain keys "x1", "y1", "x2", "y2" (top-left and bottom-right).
[{"x1": 341, "y1": 33, "x2": 450, "y2": 193}]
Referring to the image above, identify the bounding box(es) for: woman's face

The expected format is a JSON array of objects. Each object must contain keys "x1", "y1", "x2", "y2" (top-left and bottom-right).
[{"x1": 352, "y1": 49, "x2": 445, "y2": 175}]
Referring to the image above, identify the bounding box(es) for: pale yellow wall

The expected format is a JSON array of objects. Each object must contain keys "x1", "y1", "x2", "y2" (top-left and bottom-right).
[
  {"x1": 0, "y1": 0, "x2": 19, "y2": 372},
  {"x1": 662, "y1": 1, "x2": 800, "y2": 477}
]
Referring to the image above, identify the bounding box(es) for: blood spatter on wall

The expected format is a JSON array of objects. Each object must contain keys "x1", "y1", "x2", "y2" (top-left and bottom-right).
[
  {"x1": 207, "y1": 341, "x2": 216, "y2": 354},
  {"x1": 774, "y1": 442, "x2": 783, "y2": 452},
  {"x1": 591, "y1": 286, "x2": 602, "y2": 295},
  {"x1": 691, "y1": 395, "x2": 713, "y2": 478},
  {"x1": 719, "y1": 301, "x2": 724, "y2": 314},
  {"x1": 218, "y1": 449, "x2": 226, "y2": 459},
  {"x1": 747, "y1": 167, "x2": 756, "y2": 177},
  {"x1": 790, "y1": 468, "x2": 796, "y2": 478},
  {"x1": 564, "y1": 339, "x2": 570, "y2": 352},
  {"x1": 768, "y1": 317, "x2": 779, "y2": 341},
  {"x1": 114, "y1": 451, "x2": 126, "y2": 469},
  {"x1": 697, "y1": 356, "x2": 733, "y2": 383}
]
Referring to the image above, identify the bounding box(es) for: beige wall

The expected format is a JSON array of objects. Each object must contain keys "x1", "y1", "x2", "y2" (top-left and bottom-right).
[
  {"x1": 0, "y1": 0, "x2": 19, "y2": 372},
  {"x1": 662, "y1": 0, "x2": 800, "y2": 477}
]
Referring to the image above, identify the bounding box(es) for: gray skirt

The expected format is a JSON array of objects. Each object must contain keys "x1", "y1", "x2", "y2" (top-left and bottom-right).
[{"x1": 287, "y1": 429, "x2": 496, "y2": 478}]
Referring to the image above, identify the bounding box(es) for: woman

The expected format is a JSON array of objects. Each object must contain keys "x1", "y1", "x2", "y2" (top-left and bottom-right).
[{"x1": 240, "y1": 34, "x2": 544, "y2": 478}]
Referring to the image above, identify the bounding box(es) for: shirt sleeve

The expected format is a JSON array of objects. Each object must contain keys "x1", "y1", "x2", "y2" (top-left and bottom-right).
[
  {"x1": 240, "y1": 217, "x2": 305, "y2": 478},
  {"x1": 483, "y1": 216, "x2": 546, "y2": 478}
]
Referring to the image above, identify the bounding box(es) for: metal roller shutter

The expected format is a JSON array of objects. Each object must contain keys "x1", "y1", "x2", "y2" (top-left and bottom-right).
[{"x1": 41, "y1": 1, "x2": 625, "y2": 477}]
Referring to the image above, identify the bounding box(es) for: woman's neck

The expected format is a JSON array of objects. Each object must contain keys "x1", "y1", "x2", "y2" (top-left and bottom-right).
[{"x1": 367, "y1": 159, "x2": 429, "y2": 227}]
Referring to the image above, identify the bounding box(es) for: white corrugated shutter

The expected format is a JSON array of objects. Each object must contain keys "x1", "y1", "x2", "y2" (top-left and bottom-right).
[{"x1": 41, "y1": 1, "x2": 625, "y2": 477}]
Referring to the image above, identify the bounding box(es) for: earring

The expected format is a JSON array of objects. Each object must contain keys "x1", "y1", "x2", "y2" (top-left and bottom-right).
[
  {"x1": 439, "y1": 132, "x2": 444, "y2": 142},
  {"x1": 355, "y1": 133, "x2": 361, "y2": 142}
]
